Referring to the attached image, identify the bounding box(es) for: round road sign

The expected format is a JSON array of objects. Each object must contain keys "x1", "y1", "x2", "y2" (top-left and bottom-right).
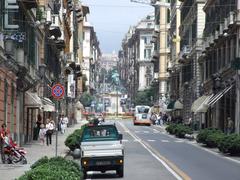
[{"x1": 51, "y1": 83, "x2": 65, "y2": 100}]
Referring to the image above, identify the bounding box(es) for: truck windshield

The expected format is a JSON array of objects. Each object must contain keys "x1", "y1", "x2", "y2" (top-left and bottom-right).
[{"x1": 82, "y1": 126, "x2": 119, "y2": 142}]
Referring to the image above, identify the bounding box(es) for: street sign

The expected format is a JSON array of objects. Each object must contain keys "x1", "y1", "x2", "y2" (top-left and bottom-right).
[{"x1": 51, "y1": 83, "x2": 65, "y2": 100}]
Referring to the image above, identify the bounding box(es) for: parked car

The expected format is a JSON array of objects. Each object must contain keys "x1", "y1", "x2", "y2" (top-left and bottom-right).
[{"x1": 133, "y1": 105, "x2": 151, "y2": 126}]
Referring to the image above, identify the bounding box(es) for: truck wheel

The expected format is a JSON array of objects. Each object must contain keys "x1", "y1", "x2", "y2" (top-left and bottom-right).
[{"x1": 117, "y1": 166, "x2": 124, "y2": 177}]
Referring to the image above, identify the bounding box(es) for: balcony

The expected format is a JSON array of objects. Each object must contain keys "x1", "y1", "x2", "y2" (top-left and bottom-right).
[
  {"x1": 178, "y1": 45, "x2": 191, "y2": 63},
  {"x1": 18, "y1": 0, "x2": 38, "y2": 9}
]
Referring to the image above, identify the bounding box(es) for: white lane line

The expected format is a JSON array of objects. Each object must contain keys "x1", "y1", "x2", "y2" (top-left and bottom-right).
[
  {"x1": 135, "y1": 131, "x2": 140, "y2": 133},
  {"x1": 161, "y1": 140, "x2": 170, "y2": 143},
  {"x1": 122, "y1": 139, "x2": 129, "y2": 142},
  {"x1": 143, "y1": 131, "x2": 150, "y2": 133},
  {"x1": 153, "y1": 129, "x2": 159, "y2": 133},
  {"x1": 147, "y1": 140, "x2": 156, "y2": 142},
  {"x1": 118, "y1": 121, "x2": 183, "y2": 180},
  {"x1": 175, "y1": 140, "x2": 184, "y2": 143}
]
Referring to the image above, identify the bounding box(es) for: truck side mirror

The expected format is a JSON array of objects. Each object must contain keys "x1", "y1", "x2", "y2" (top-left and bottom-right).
[
  {"x1": 72, "y1": 148, "x2": 81, "y2": 159},
  {"x1": 118, "y1": 134, "x2": 123, "y2": 140}
]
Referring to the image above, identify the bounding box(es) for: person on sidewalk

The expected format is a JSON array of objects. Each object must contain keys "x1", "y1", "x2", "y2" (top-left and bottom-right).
[
  {"x1": 39, "y1": 124, "x2": 46, "y2": 145},
  {"x1": 0, "y1": 123, "x2": 9, "y2": 163},
  {"x1": 227, "y1": 117, "x2": 234, "y2": 134},
  {"x1": 60, "y1": 115, "x2": 68, "y2": 134},
  {"x1": 46, "y1": 119, "x2": 54, "y2": 146}
]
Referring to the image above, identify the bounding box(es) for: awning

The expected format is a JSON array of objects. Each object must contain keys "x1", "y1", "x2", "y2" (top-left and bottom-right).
[
  {"x1": 192, "y1": 95, "x2": 213, "y2": 113},
  {"x1": 207, "y1": 85, "x2": 233, "y2": 107},
  {"x1": 174, "y1": 100, "x2": 183, "y2": 110},
  {"x1": 191, "y1": 95, "x2": 209, "y2": 112},
  {"x1": 25, "y1": 92, "x2": 42, "y2": 108},
  {"x1": 41, "y1": 97, "x2": 55, "y2": 112}
]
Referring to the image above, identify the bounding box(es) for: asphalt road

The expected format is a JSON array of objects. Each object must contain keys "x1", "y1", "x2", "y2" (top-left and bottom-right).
[{"x1": 117, "y1": 120, "x2": 240, "y2": 180}]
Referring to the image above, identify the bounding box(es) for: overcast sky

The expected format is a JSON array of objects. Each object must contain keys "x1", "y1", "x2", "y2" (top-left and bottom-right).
[{"x1": 81, "y1": 0, "x2": 153, "y2": 54}]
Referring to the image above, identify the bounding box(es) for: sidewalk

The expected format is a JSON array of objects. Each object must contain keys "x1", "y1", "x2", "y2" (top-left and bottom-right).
[{"x1": 0, "y1": 121, "x2": 86, "y2": 180}]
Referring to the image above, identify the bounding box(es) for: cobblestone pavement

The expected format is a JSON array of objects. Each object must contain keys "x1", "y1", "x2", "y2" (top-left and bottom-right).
[{"x1": 0, "y1": 121, "x2": 86, "y2": 180}]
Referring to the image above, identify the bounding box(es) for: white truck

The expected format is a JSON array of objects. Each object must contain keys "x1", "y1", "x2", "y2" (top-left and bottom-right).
[{"x1": 80, "y1": 123, "x2": 124, "y2": 179}]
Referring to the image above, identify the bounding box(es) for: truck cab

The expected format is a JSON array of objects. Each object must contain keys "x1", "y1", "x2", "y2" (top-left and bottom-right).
[{"x1": 80, "y1": 123, "x2": 124, "y2": 178}]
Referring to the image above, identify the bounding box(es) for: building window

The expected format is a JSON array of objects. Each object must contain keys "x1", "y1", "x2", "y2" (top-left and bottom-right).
[
  {"x1": 144, "y1": 49, "x2": 151, "y2": 59},
  {"x1": 167, "y1": 8, "x2": 170, "y2": 23},
  {"x1": 4, "y1": 0, "x2": 19, "y2": 29}
]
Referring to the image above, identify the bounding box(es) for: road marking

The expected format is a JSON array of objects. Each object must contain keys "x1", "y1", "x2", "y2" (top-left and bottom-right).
[
  {"x1": 175, "y1": 140, "x2": 184, "y2": 143},
  {"x1": 122, "y1": 139, "x2": 129, "y2": 142},
  {"x1": 147, "y1": 140, "x2": 156, "y2": 142},
  {"x1": 118, "y1": 121, "x2": 191, "y2": 180},
  {"x1": 161, "y1": 140, "x2": 170, "y2": 143},
  {"x1": 143, "y1": 131, "x2": 150, "y2": 133},
  {"x1": 153, "y1": 129, "x2": 159, "y2": 133},
  {"x1": 135, "y1": 131, "x2": 140, "y2": 133}
]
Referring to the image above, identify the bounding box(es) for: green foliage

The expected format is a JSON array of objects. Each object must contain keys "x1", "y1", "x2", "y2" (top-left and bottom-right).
[
  {"x1": 65, "y1": 125, "x2": 86, "y2": 151},
  {"x1": 19, "y1": 157, "x2": 83, "y2": 180},
  {"x1": 134, "y1": 84, "x2": 159, "y2": 106},
  {"x1": 30, "y1": 156, "x2": 48, "y2": 169},
  {"x1": 174, "y1": 124, "x2": 193, "y2": 138},
  {"x1": 166, "y1": 124, "x2": 178, "y2": 135},
  {"x1": 36, "y1": 8, "x2": 43, "y2": 21},
  {"x1": 166, "y1": 123, "x2": 193, "y2": 138},
  {"x1": 196, "y1": 128, "x2": 222, "y2": 144},
  {"x1": 218, "y1": 134, "x2": 240, "y2": 155},
  {"x1": 80, "y1": 92, "x2": 95, "y2": 107},
  {"x1": 205, "y1": 132, "x2": 225, "y2": 148}
]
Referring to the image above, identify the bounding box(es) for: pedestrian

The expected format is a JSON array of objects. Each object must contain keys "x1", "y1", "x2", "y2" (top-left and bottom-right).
[
  {"x1": 0, "y1": 123, "x2": 10, "y2": 163},
  {"x1": 150, "y1": 112, "x2": 157, "y2": 125},
  {"x1": 39, "y1": 124, "x2": 46, "y2": 145},
  {"x1": 167, "y1": 115, "x2": 172, "y2": 123},
  {"x1": 227, "y1": 117, "x2": 234, "y2": 134},
  {"x1": 46, "y1": 119, "x2": 54, "y2": 146},
  {"x1": 156, "y1": 112, "x2": 162, "y2": 125},
  {"x1": 33, "y1": 114, "x2": 42, "y2": 140},
  {"x1": 60, "y1": 115, "x2": 68, "y2": 134}
]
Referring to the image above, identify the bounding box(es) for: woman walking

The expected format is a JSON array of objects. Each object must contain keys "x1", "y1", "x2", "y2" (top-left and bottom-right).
[{"x1": 46, "y1": 119, "x2": 54, "y2": 146}]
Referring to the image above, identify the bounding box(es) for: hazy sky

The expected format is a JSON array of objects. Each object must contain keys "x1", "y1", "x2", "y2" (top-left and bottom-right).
[{"x1": 81, "y1": 0, "x2": 153, "y2": 54}]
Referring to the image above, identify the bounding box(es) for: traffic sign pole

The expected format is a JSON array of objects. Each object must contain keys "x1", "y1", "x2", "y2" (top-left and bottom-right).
[{"x1": 51, "y1": 83, "x2": 65, "y2": 157}]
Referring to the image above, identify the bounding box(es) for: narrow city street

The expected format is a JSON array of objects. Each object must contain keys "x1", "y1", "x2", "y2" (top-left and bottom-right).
[{"x1": 85, "y1": 119, "x2": 240, "y2": 180}]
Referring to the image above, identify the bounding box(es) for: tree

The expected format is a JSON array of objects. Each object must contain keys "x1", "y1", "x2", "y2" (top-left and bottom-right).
[
  {"x1": 79, "y1": 92, "x2": 95, "y2": 107},
  {"x1": 134, "y1": 84, "x2": 158, "y2": 106}
]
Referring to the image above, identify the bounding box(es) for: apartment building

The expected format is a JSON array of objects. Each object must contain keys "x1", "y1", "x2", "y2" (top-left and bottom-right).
[
  {"x1": 194, "y1": 0, "x2": 239, "y2": 133},
  {"x1": 178, "y1": 0, "x2": 206, "y2": 127},
  {"x1": 121, "y1": 14, "x2": 155, "y2": 102}
]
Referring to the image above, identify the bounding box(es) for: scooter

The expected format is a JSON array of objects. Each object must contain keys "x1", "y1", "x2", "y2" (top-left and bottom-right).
[{"x1": 2, "y1": 136, "x2": 27, "y2": 164}]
